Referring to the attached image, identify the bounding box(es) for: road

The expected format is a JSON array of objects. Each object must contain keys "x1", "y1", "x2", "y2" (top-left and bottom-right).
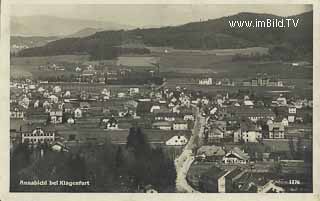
[{"x1": 175, "y1": 106, "x2": 206, "y2": 193}]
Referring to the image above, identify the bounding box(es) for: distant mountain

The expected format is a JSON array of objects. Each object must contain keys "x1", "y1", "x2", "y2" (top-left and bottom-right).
[
  {"x1": 11, "y1": 15, "x2": 134, "y2": 37},
  {"x1": 66, "y1": 28, "x2": 105, "y2": 38},
  {"x1": 18, "y1": 11, "x2": 312, "y2": 61}
]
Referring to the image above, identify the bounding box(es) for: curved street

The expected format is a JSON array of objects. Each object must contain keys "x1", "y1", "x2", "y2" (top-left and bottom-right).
[{"x1": 175, "y1": 106, "x2": 206, "y2": 193}]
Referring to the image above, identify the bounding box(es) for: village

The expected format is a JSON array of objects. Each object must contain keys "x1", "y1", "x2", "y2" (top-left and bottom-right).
[{"x1": 9, "y1": 57, "x2": 313, "y2": 193}]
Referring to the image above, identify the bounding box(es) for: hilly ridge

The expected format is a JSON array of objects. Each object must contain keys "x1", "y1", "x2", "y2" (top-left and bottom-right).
[{"x1": 17, "y1": 11, "x2": 312, "y2": 61}]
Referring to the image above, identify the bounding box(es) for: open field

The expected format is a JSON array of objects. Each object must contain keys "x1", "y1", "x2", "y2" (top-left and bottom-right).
[
  {"x1": 147, "y1": 46, "x2": 269, "y2": 56},
  {"x1": 11, "y1": 47, "x2": 312, "y2": 82},
  {"x1": 10, "y1": 55, "x2": 89, "y2": 78}
]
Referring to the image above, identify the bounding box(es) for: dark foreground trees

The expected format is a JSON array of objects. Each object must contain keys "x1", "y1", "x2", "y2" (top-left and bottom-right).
[{"x1": 10, "y1": 126, "x2": 176, "y2": 192}]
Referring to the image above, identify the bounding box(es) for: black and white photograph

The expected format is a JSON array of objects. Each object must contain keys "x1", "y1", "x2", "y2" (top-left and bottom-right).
[{"x1": 8, "y1": 3, "x2": 315, "y2": 194}]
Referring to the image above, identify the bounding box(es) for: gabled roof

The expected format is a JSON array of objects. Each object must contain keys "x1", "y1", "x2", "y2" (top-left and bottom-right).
[{"x1": 226, "y1": 147, "x2": 250, "y2": 160}]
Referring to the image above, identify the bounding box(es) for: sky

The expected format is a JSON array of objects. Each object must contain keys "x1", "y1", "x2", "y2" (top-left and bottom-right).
[{"x1": 11, "y1": 4, "x2": 312, "y2": 28}]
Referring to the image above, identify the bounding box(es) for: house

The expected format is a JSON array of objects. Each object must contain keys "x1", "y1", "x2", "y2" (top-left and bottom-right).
[
  {"x1": 276, "y1": 96, "x2": 287, "y2": 106},
  {"x1": 233, "y1": 172, "x2": 284, "y2": 193},
  {"x1": 196, "y1": 145, "x2": 226, "y2": 161},
  {"x1": 129, "y1": 88, "x2": 139, "y2": 95},
  {"x1": 152, "y1": 121, "x2": 172, "y2": 130},
  {"x1": 51, "y1": 142, "x2": 69, "y2": 152},
  {"x1": 37, "y1": 87, "x2": 45, "y2": 93},
  {"x1": 53, "y1": 86, "x2": 61, "y2": 93},
  {"x1": 80, "y1": 102, "x2": 90, "y2": 110},
  {"x1": 20, "y1": 125, "x2": 55, "y2": 145},
  {"x1": 183, "y1": 113, "x2": 195, "y2": 121},
  {"x1": 104, "y1": 117, "x2": 119, "y2": 130},
  {"x1": 234, "y1": 121, "x2": 262, "y2": 143},
  {"x1": 150, "y1": 105, "x2": 161, "y2": 113},
  {"x1": 222, "y1": 147, "x2": 250, "y2": 164},
  {"x1": 282, "y1": 118, "x2": 289, "y2": 127},
  {"x1": 258, "y1": 180, "x2": 285, "y2": 193},
  {"x1": 268, "y1": 122, "x2": 285, "y2": 139},
  {"x1": 49, "y1": 108, "x2": 63, "y2": 124},
  {"x1": 74, "y1": 108, "x2": 82, "y2": 118},
  {"x1": 165, "y1": 135, "x2": 188, "y2": 146},
  {"x1": 64, "y1": 91, "x2": 71, "y2": 97},
  {"x1": 173, "y1": 121, "x2": 188, "y2": 130},
  {"x1": 207, "y1": 120, "x2": 226, "y2": 142},
  {"x1": 225, "y1": 107, "x2": 275, "y2": 122},
  {"x1": 199, "y1": 78, "x2": 213, "y2": 85},
  {"x1": 251, "y1": 79, "x2": 258, "y2": 86},
  {"x1": 75, "y1": 66, "x2": 82, "y2": 72},
  {"x1": 243, "y1": 100, "x2": 254, "y2": 107},
  {"x1": 243, "y1": 80, "x2": 251, "y2": 86},
  {"x1": 10, "y1": 104, "x2": 25, "y2": 119},
  {"x1": 67, "y1": 117, "x2": 75, "y2": 124},
  {"x1": 154, "y1": 112, "x2": 178, "y2": 122},
  {"x1": 49, "y1": 95, "x2": 59, "y2": 103},
  {"x1": 33, "y1": 100, "x2": 40, "y2": 108},
  {"x1": 288, "y1": 106, "x2": 297, "y2": 114}
]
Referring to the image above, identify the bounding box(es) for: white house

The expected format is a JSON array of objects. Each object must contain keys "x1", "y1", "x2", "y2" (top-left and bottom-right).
[
  {"x1": 234, "y1": 122, "x2": 262, "y2": 143},
  {"x1": 53, "y1": 86, "x2": 62, "y2": 93},
  {"x1": 183, "y1": 114, "x2": 195, "y2": 121},
  {"x1": 288, "y1": 106, "x2": 297, "y2": 114},
  {"x1": 49, "y1": 95, "x2": 59, "y2": 103},
  {"x1": 173, "y1": 121, "x2": 188, "y2": 130},
  {"x1": 75, "y1": 66, "x2": 82, "y2": 72},
  {"x1": 268, "y1": 122, "x2": 285, "y2": 139},
  {"x1": 50, "y1": 109, "x2": 63, "y2": 124},
  {"x1": 150, "y1": 105, "x2": 161, "y2": 113},
  {"x1": 282, "y1": 118, "x2": 289, "y2": 127},
  {"x1": 165, "y1": 135, "x2": 188, "y2": 146},
  {"x1": 129, "y1": 88, "x2": 139, "y2": 95},
  {"x1": 118, "y1": 92, "x2": 126, "y2": 98},
  {"x1": 74, "y1": 108, "x2": 82, "y2": 118},
  {"x1": 64, "y1": 91, "x2": 71, "y2": 97},
  {"x1": 67, "y1": 117, "x2": 75, "y2": 124},
  {"x1": 258, "y1": 180, "x2": 285, "y2": 193},
  {"x1": 21, "y1": 127, "x2": 55, "y2": 144},
  {"x1": 10, "y1": 105, "x2": 24, "y2": 119},
  {"x1": 34, "y1": 100, "x2": 40, "y2": 108},
  {"x1": 199, "y1": 78, "x2": 213, "y2": 85},
  {"x1": 37, "y1": 87, "x2": 45, "y2": 93},
  {"x1": 51, "y1": 142, "x2": 69, "y2": 152},
  {"x1": 276, "y1": 96, "x2": 287, "y2": 106}
]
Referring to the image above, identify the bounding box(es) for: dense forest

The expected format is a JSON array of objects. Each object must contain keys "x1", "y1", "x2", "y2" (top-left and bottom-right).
[
  {"x1": 10, "y1": 127, "x2": 177, "y2": 192},
  {"x1": 17, "y1": 11, "x2": 312, "y2": 61}
]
